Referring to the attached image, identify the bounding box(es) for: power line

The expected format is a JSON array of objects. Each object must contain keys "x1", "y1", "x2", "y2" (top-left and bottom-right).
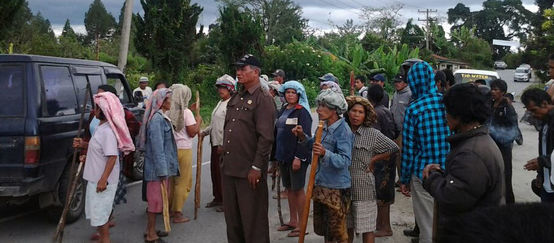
[{"x1": 418, "y1": 9, "x2": 438, "y2": 50}]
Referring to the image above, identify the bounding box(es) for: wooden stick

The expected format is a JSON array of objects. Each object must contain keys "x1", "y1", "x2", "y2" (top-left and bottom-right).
[
  {"x1": 53, "y1": 83, "x2": 91, "y2": 243},
  {"x1": 276, "y1": 167, "x2": 284, "y2": 226},
  {"x1": 161, "y1": 180, "x2": 171, "y2": 232},
  {"x1": 350, "y1": 70, "x2": 355, "y2": 96},
  {"x1": 432, "y1": 200, "x2": 438, "y2": 243},
  {"x1": 194, "y1": 91, "x2": 202, "y2": 220},
  {"x1": 298, "y1": 120, "x2": 324, "y2": 243}
]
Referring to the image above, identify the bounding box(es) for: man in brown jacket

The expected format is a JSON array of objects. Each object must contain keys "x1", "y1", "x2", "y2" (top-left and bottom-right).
[{"x1": 221, "y1": 54, "x2": 276, "y2": 243}]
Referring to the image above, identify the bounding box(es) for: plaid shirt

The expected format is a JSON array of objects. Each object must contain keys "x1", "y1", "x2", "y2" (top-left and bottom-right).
[{"x1": 400, "y1": 62, "x2": 450, "y2": 184}]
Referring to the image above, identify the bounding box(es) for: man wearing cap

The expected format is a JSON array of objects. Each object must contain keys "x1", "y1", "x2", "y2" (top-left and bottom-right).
[
  {"x1": 133, "y1": 76, "x2": 153, "y2": 101},
  {"x1": 390, "y1": 73, "x2": 412, "y2": 193},
  {"x1": 221, "y1": 54, "x2": 275, "y2": 243},
  {"x1": 272, "y1": 69, "x2": 286, "y2": 84},
  {"x1": 370, "y1": 74, "x2": 390, "y2": 108}
]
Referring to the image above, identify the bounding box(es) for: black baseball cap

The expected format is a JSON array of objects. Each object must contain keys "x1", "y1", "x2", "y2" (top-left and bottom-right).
[
  {"x1": 234, "y1": 54, "x2": 261, "y2": 68},
  {"x1": 393, "y1": 74, "x2": 406, "y2": 83}
]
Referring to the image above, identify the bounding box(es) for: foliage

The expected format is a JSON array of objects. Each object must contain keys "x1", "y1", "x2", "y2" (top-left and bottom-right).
[
  {"x1": 367, "y1": 44, "x2": 420, "y2": 83},
  {"x1": 359, "y1": 3, "x2": 404, "y2": 41},
  {"x1": 399, "y1": 19, "x2": 424, "y2": 49},
  {"x1": 0, "y1": 0, "x2": 25, "y2": 37},
  {"x1": 503, "y1": 52, "x2": 523, "y2": 69},
  {"x1": 135, "y1": 0, "x2": 203, "y2": 83},
  {"x1": 84, "y1": 0, "x2": 117, "y2": 40},
  {"x1": 450, "y1": 26, "x2": 493, "y2": 69},
  {"x1": 214, "y1": 3, "x2": 264, "y2": 72}
]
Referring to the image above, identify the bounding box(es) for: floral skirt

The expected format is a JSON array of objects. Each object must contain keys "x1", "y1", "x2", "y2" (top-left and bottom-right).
[{"x1": 313, "y1": 186, "x2": 351, "y2": 242}]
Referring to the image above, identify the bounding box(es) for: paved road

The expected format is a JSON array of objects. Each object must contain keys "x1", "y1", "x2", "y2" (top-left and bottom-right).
[{"x1": 0, "y1": 70, "x2": 545, "y2": 242}]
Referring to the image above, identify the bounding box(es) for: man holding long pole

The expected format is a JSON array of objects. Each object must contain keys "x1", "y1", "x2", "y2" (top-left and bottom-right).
[{"x1": 221, "y1": 54, "x2": 275, "y2": 243}]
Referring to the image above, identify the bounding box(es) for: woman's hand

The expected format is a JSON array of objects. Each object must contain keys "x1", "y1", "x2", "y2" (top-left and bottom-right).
[
  {"x1": 292, "y1": 157, "x2": 301, "y2": 171},
  {"x1": 73, "y1": 138, "x2": 87, "y2": 149},
  {"x1": 365, "y1": 162, "x2": 375, "y2": 173},
  {"x1": 524, "y1": 158, "x2": 539, "y2": 171},
  {"x1": 291, "y1": 125, "x2": 305, "y2": 141},
  {"x1": 422, "y1": 164, "x2": 442, "y2": 179},
  {"x1": 313, "y1": 142, "x2": 326, "y2": 157}
]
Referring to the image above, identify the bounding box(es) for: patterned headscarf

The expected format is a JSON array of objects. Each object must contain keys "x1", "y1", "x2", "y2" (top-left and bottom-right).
[
  {"x1": 137, "y1": 88, "x2": 172, "y2": 151},
  {"x1": 215, "y1": 74, "x2": 236, "y2": 92},
  {"x1": 93, "y1": 92, "x2": 135, "y2": 154},
  {"x1": 316, "y1": 89, "x2": 348, "y2": 114},
  {"x1": 279, "y1": 80, "x2": 310, "y2": 111},
  {"x1": 345, "y1": 96, "x2": 377, "y2": 127},
  {"x1": 320, "y1": 81, "x2": 342, "y2": 94},
  {"x1": 168, "y1": 84, "x2": 192, "y2": 132}
]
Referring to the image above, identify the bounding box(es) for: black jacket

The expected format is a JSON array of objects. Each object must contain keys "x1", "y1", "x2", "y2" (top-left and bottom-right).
[{"x1": 423, "y1": 126, "x2": 505, "y2": 242}]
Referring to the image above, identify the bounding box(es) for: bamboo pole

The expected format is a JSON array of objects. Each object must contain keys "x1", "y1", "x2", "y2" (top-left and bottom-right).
[
  {"x1": 298, "y1": 120, "x2": 324, "y2": 243},
  {"x1": 350, "y1": 71, "x2": 355, "y2": 96},
  {"x1": 276, "y1": 168, "x2": 284, "y2": 226},
  {"x1": 194, "y1": 91, "x2": 202, "y2": 220},
  {"x1": 53, "y1": 83, "x2": 91, "y2": 242},
  {"x1": 161, "y1": 180, "x2": 171, "y2": 232}
]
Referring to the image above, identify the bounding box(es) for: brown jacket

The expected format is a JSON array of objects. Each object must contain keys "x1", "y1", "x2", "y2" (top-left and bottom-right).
[{"x1": 221, "y1": 83, "x2": 276, "y2": 178}]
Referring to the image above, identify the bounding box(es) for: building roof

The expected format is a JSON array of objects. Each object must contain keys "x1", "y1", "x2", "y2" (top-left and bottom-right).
[{"x1": 431, "y1": 54, "x2": 468, "y2": 65}]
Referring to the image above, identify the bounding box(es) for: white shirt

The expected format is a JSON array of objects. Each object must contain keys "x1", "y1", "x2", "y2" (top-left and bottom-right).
[
  {"x1": 203, "y1": 98, "x2": 229, "y2": 146},
  {"x1": 133, "y1": 86, "x2": 153, "y2": 100},
  {"x1": 83, "y1": 122, "x2": 120, "y2": 185}
]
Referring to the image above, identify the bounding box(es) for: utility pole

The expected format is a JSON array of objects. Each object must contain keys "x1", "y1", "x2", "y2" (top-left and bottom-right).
[
  {"x1": 118, "y1": 0, "x2": 134, "y2": 71},
  {"x1": 418, "y1": 9, "x2": 438, "y2": 50}
]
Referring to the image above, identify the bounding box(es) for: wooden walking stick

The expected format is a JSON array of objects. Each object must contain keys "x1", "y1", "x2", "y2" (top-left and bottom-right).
[
  {"x1": 54, "y1": 83, "x2": 91, "y2": 243},
  {"x1": 194, "y1": 90, "x2": 203, "y2": 220},
  {"x1": 349, "y1": 70, "x2": 355, "y2": 96},
  {"x1": 298, "y1": 120, "x2": 324, "y2": 243},
  {"x1": 276, "y1": 167, "x2": 284, "y2": 226},
  {"x1": 161, "y1": 180, "x2": 171, "y2": 232}
]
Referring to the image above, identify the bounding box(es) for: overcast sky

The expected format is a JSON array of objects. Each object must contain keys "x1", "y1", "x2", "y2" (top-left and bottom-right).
[{"x1": 27, "y1": 0, "x2": 539, "y2": 36}]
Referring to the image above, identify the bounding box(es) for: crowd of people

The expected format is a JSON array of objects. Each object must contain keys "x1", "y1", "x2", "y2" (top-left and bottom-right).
[{"x1": 73, "y1": 53, "x2": 554, "y2": 243}]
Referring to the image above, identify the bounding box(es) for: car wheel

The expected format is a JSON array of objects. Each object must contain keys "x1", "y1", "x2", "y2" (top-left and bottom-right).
[
  {"x1": 132, "y1": 150, "x2": 144, "y2": 181},
  {"x1": 47, "y1": 163, "x2": 86, "y2": 224}
]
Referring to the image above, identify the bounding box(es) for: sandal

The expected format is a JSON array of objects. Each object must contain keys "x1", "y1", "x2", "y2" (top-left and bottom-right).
[
  {"x1": 143, "y1": 231, "x2": 169, "y2": 238},
  {"x1": 90, "y1": 232, "x2": 100, "y2": 241},
  {"x1": 144, "y1": 238, "x2": 166, "y2": 243},
  {"x1": 277, "y1": 224, "x2": 295, "y2": 231},
  {"x1": 287, "y1": 229, "x2": 308, "y2": 237},
  {"x1": 215, "y1": 207, "x2": 224, "y2": 213},
  {"x1": 206, "y1": 200, "x2": 222, "y2": 208}
]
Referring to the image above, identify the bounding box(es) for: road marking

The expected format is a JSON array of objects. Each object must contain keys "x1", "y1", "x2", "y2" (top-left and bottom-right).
[{"x1": 126, "y1": 160, "x2": 211, "y2": 188}]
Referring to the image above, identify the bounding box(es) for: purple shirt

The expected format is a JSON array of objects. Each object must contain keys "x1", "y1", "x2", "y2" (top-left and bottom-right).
[{"x1": 83, "y1": 122, "x2": 120, "y2": 185}]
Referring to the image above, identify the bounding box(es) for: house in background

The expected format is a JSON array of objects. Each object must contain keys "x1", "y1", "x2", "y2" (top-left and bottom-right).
[{"x1": 431, "y1": 54, "x2": 469, "y2": 72}]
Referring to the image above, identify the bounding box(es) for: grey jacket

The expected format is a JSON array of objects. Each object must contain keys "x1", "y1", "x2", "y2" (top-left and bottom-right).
[{"x1": 390, "y1": 86, "x2": 411, "y2": 134}]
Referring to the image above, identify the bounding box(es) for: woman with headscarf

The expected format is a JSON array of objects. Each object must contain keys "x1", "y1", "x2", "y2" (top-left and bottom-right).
[
  {"x1": 273, "y1": 81, "x2": 313, "y2": 237},
  {"x1": 82, "y1": 91, "x2": 134, "y2": 243},
  {"x1": 168, "y1": 84, "x2": 202, "y2": 223},
  {"x1": 292, "y1": 89, "x2": 353, "y2": 243},
  {"x1": 201, "y1": 75, "x2": 235, "y2": 212},
  {"x1": 139, "y1": 88, "x2": 179, "y2": 243},
  {"x1": 344, "y1": 96, "x2": 398, "y2": 243}
]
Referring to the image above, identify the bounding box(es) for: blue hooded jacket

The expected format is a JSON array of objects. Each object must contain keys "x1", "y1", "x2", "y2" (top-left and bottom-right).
[{"x1": 400, "y1": 62, "x2": 451, "y2": 184}]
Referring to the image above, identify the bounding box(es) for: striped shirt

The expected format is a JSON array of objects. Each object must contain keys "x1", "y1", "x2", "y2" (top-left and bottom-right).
[{"x1": 351, "y1": 126, "x2": 399, "y2": 201}]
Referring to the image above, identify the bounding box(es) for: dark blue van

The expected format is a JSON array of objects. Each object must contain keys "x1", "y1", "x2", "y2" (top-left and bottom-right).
[{"x1": 0, "y1": 54, "x2": 140, "y2": 223}]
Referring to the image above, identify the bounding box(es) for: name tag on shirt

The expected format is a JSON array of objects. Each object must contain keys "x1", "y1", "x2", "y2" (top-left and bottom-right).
[{"x1": 286, "y1": 118, "x2": 298, "y2": 125}]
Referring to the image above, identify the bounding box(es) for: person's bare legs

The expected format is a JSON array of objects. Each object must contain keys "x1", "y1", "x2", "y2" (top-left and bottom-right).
[
  {"x1": 347, "y1": 228, "x2": 354, "y2": 243},
  {"x1": 286, "y1": 189, "x2": 298, "y2": 227},
  {"x1": 362, "y1": 232, "x2": 375, "y2": 243},
  {"x1": 98, "y1": 223, "x2": 110, "y2": 243},
  {"x1": 146, "y1": 212, "x2": 158, "y2": 241},
  {"x1": 375, "y1": 202, "x2": 393, "y2": 237}
]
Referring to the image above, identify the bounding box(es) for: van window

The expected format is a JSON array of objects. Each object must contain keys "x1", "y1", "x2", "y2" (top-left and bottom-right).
[
  {"x1": 73, "y1": 75, "x2": 102, "y2": 110},
  {"x1": 107, "y1": 76, "x2": 130, "y2": 104},
  {"x1": 454, "y1": 73, "x2": 497, "y2": 84},
  {"x1": 0, "y1": 65, "x2": 24, "y2": 117},
  {"x1": 41, "y1": 65, "x2": 78, "y2": 116}
]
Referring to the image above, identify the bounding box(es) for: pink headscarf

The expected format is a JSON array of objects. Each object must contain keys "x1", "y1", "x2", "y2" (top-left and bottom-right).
[{"x1": 93, "y1": 92, "x2": 135, "y2": 154}]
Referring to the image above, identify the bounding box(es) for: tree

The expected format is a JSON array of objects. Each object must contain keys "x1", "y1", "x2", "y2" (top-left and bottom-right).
[
  {"x1": 0, "y1": 0, "x2": 25, "y2": 39},
  {"x1": 84, "y1": 0, "x2": 117, "y2": 59},
  {"x1": 135, "y1": 0, "x2": 203, "y2": 82},
  {"x1": 359, "y1": 3, "x2": 404, "y2": 41},
  {"x1": 254, "y1": 0, "x2": 307, "y2": 45},
  {"x1": 399, "y1": 19, "x2": 425, "y2": 49},
  {"x1": 61, "y1": 19, "x2": 77, "y2": 38},
  {"x1": 214, "y1": 3, "x2": 264, "y2": 72},
  {"x1": 450, "y1": 26, "x2": 493, "y2": 69}
]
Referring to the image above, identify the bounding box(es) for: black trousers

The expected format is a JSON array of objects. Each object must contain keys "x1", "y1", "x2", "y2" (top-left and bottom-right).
[
  {"x1": 498, "y1": 143, "x2": 515, "y2": 204},
  {"x1": 222, "y1": 174, "x2": 269, "y2": 243}
]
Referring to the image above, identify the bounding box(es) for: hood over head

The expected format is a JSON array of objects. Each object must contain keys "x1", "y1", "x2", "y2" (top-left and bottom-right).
[{"x1": 407, "y1": 61, "x2": 437, "y2": 99}]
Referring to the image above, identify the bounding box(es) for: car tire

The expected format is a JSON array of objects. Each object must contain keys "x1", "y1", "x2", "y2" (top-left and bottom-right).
[
  {"x1": 132, "y1": 150, "x2": 144, "y2": 181},
  {"x1": 47, "y1": 163, "x2": 86, "y2": 224}
]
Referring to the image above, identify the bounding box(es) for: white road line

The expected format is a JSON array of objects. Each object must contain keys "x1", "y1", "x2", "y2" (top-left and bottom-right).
[{"x1": 126, "y1": 160, "x2": 211, "y2": 188}]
